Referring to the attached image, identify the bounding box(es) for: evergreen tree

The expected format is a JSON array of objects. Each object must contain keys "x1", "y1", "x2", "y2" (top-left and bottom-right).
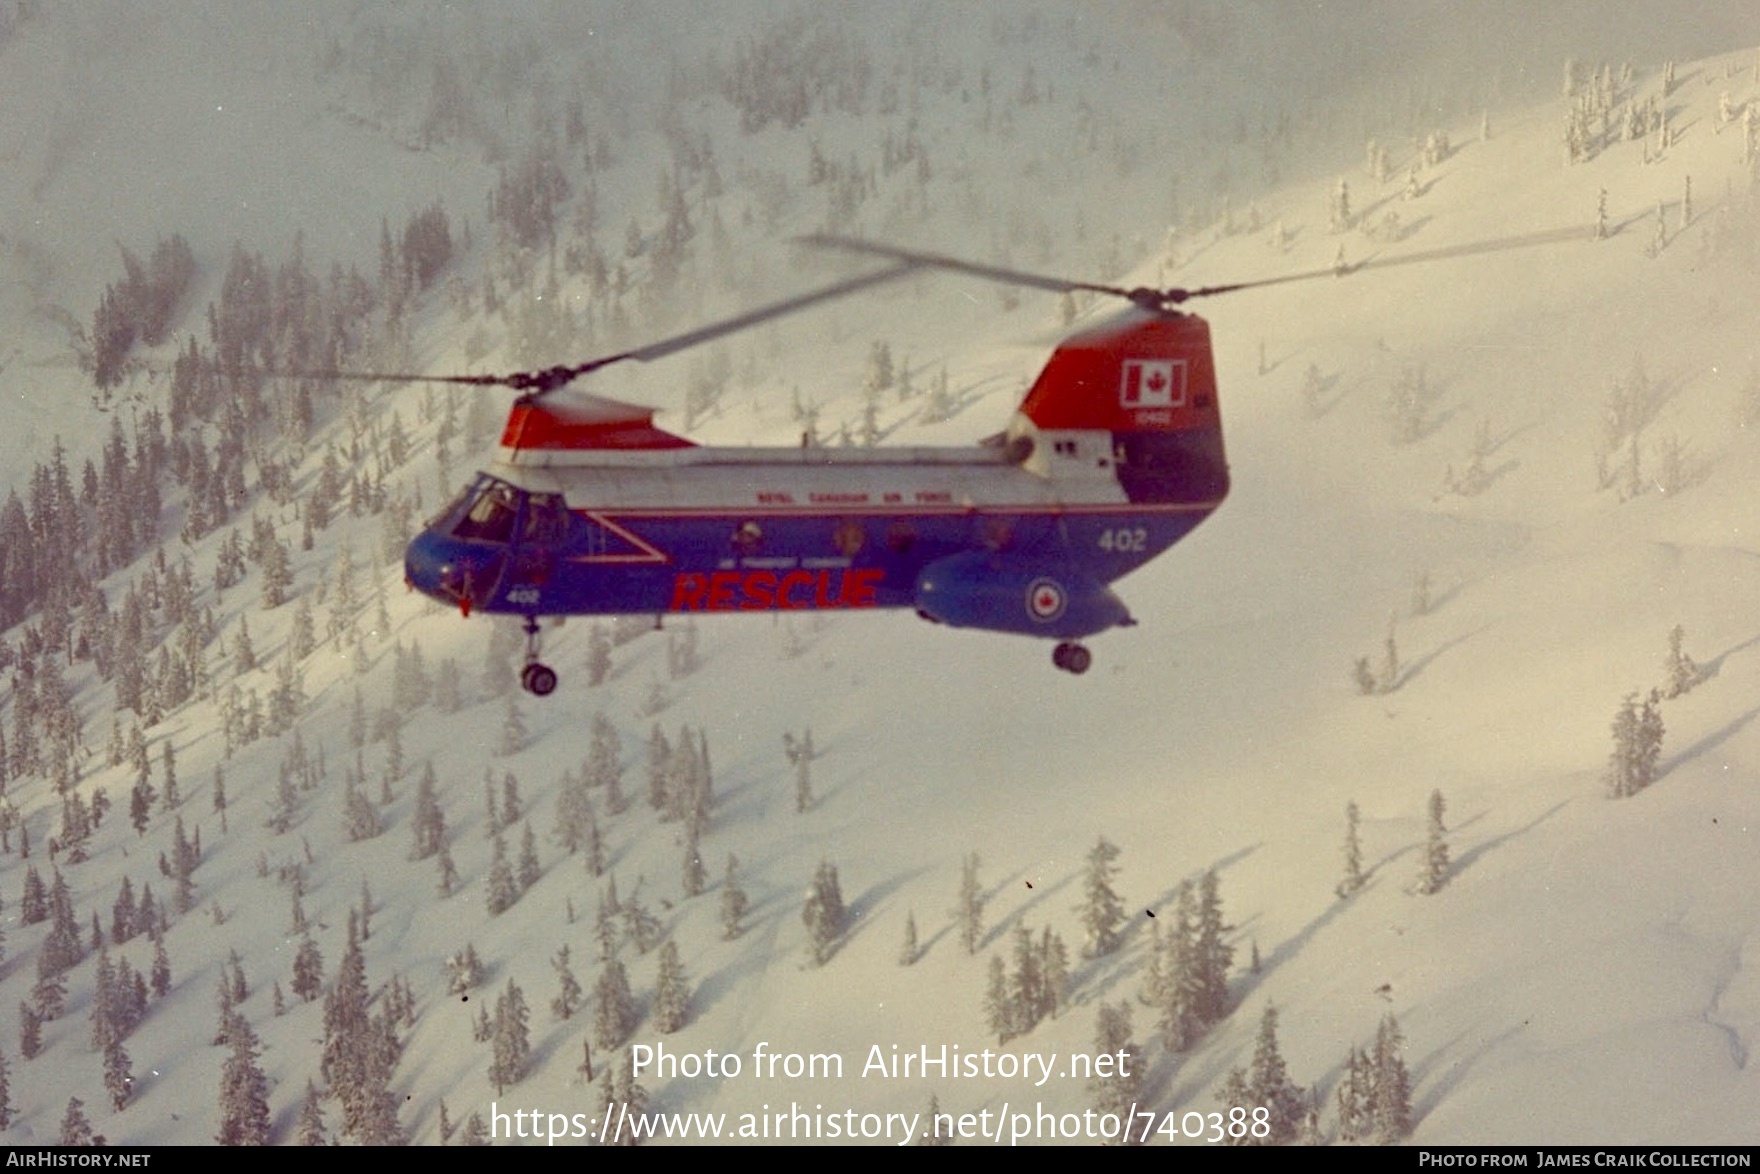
[
  {"x1": 1371, "y1": 1013, "x2": 1413, "y2": 1143},
  {"x1": 802, "y1": 859, "x2": 844, "y2": 965},
  {"x1": 1089, "y1": 1002, "x2": 1143, "y2": 1134},
  {"x1": 720, "y1": 854, "x2": 748, "y2": 940},
  {"x1": 292, "y1": 934, "x2": 324, "y2": 1002},
  {"x1": 593, "y1": 958, "x2": 635, "y2": 1049},
  {"x1": 1079, "y1": 837, "x2": 1125, "y2": 958},
  {"x1": 586, "y1": 623, "x2": 612, "y2": 686},
  {"x1": 899, "y1": 910, "x2": 919, "y2": 966},
  {"x1": 955, "y1": 852, "x2": 984, "y2": 954},
  {"x1": 215, "y1": 1013, "x2": 271, "y2": 1143},
  {"x1": 486, "y1": 829, "x2": 518, "y2": 915},
  {"x1": 982, "y1": 955, "x2": 1013, "y2": 1044},
  {"x1": 0, "y1": 1046, "x2": 12, "y2": 1128},
  {"x1": 653, "y1": 939, "x2": 690, "y2": 1033},
  {"x1": 18, "y1": 1003, "x2": 41, "y2": 1060},
  {"x1": 488, "y1": 979, "x2": 531, "y2": 1094},
  {"x1": 595, "y1": 1049, "x2": 649, "y2": 1147},
  {"x1": 1606, "y1": 690, "x2": 1665, "y2": 798},
  {"x1": 1236, "y1": 1005, "x2": 1305, "y2": 1145},
  {"x1": 681, "y1": 819, "x2": 706, "y2": 897},
  {"x1": 410, "y1": 761, "x2": 445, "y2": 860},
  {"x1": 586, "y1": 714, "x2": 626, "y2": 813},
  {"x1": 517, "y1": 820, "x2": 541, "y2": 892},
  {"x1": 1417, "y1": 789, "x2": 1450, "y2": 895},
  {"x1": 550, "y1": 946, "x2": 582, "y2": 1021},
  {"x1": 1193, "y1": 869, "x2": 1234, "y2": 1023},
  {"x1": 1663, "y1": 625, "x2": 1702, "y2": 698},
  {"x1": 59, "y1": 1097, "x2": 94, "y2": 1145},
  {"x1": 552, "y1": 767, "x2": 593, "y2": 855},
  {"x1": 1336, "y1": 1043, "x2": 1375, "y2": 1142},
  {"x1": 1338, "y1": 800, "x2": 1366, "y2": 898},
  {"x1": 296, "y1": 1079, "x2": 328, "y2": 1145},
  {"x1": 104, "y1": 1036, "x2": 134, "y2": 1110},
  {"x1": 321, "y1": 915, "x2": 403, "y2": 1144}
]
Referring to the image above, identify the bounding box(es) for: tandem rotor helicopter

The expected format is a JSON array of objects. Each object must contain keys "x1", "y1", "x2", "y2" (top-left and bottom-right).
[{"x1": 366, "y1": 229, "x2": 1575, "y2": 694}]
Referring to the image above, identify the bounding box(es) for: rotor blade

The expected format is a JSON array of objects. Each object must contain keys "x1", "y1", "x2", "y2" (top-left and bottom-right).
[
  {"x1": 237, "y1": 261, "x2": 921, "y2": 396},
  {"x1": 797, "y1": 234, "x2": 1130, "y2": 300},
  {"x1": 801, "y1": 225, "x2": 1586, "y2": 309},
  {"x1": 1173, "y1": 225, "x2": 1590, "y2": 302},
  {"x1": 600, "y1": 259, "x2": 922, "y2": 368}
]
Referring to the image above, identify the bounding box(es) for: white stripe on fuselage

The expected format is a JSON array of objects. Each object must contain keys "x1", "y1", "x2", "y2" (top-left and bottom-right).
[{"x1": 488, "y1": 430, "x2": 1157, "y2": 513}]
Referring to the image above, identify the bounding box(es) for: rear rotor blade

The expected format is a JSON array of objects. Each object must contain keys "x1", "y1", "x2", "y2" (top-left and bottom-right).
[{"x1": 800, "y1": 225, "x2": 1585, "y2": 309}]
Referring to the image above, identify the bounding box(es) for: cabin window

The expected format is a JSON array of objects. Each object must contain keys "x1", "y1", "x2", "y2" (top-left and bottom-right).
[
  {"x1": 732, "y1": 521, "x2": 764, "y2": 554},
  {"x1": 521, "y1": 493, "x2": 569, "y2": 544}
]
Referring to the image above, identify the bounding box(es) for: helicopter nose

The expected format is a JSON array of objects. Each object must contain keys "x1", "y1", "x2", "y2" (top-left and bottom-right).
[{"x1": 405, "y1": 527, "x2": 501, "y2": 616}]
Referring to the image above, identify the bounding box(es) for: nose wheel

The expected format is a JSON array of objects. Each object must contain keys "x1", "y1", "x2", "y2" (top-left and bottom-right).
[
  {"x1": 520, "y1": 616, "x2": 558, "y2": 696},
  {"x1": 1052, "y1": 642, "x2": 1092, "y2": 675}
]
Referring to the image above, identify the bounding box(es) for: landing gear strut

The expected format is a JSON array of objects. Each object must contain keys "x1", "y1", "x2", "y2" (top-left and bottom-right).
[
  {"x1": 519, "y1": 616, "x2": 558, "y2": 696},
  {"x1": 1052, "y1": 641, "x2": 1092, "y2": 675}
]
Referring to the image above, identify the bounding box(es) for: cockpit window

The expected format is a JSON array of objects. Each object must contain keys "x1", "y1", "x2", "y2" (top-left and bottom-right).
[{"x1": 452, "y1": 480, "x2": 521, "y2": 543}]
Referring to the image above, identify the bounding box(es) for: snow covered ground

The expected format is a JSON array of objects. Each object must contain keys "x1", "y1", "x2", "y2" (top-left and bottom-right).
[{"x1": 0, "y1": 1, "x2": 1757, "y2": 1146}]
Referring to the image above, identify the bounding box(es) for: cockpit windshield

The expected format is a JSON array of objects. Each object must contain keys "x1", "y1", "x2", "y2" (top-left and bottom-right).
[{"x1": 451, "y1": 477, "x2": 522, "y2": 543}]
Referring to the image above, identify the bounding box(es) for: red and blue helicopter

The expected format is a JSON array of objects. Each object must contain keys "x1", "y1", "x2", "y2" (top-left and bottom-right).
[{"x1": 395, "y1": 231, "x2": 1574, "y2": 694}]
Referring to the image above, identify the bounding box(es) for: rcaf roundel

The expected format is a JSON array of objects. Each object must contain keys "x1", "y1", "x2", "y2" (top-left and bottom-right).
[
  {"x1": 1026, "y1": 577, "x2": 1068, "y2": 623},
  {"x1": 1119, "y1": 359, "x2": 1187, "y2": 409}
]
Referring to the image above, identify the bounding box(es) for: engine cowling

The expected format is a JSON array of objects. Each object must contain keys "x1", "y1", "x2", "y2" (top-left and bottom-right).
[{"x1": 914, "y1": 552, "x2": 1132, "y2": 639}]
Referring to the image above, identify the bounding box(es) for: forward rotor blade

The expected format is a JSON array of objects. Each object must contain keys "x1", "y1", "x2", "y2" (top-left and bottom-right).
[
  {"x1": 797, "y1": 234, "x2": 1128, "y2": 299},
  {"x1": 604, "y1": 259, "x2": 921, "y2": 367},
  {"x1": 240, "y1": 261, "x2": 921, "y2": 396}
]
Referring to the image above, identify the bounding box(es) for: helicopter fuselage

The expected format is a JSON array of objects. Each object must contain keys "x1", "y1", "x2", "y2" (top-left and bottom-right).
[{"x1": 404, "y1": 306, "x2": 1229, "y2": 686}]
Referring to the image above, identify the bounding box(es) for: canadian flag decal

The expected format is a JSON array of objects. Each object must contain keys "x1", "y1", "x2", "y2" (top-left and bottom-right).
[{"x1": 1119, "y1": 359, "x2": 1186, "y2": 408}]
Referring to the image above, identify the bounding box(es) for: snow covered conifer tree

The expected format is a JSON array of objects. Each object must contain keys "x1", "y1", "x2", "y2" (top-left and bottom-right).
[
  {"x1": 982, "y1": 956, "x2": 1013, "y2": 1044},
  {"x1": 1088, "y1": 1002, "x2": 1142, "y2": 1130},
  {"x1": 550, "y1": 946, "x2": 581, "y2": 1021},
  {"x1": 802, "y1": 859, "x2": 844, "y2": 965},
  {"x1": 1194, "y1": 869, "x2": 1234, "y2": 1023},
  {"x1": 1371, "y1": 1013, "x2": 1413, "y2": 1142},
  {"x1": 1606, "y1": 691, "x2": 1664, "y2": 798},
  {"x1": 720, "y1": 854, "x2": 748, "y2": 940},
  {"x1": 955, "y1": 852, "x2": 984, "y2": 954},
  {"x1": 1241, "y1": 1004, "x2": 1305, "y2": 1144},
  {"x1": 1079, "y1": 837, "x2": 1124, "y2": 958},
  {"x1": 1663, "y1": 625, "x2": 1702, "y2": 699},
  {"x1": 59, "y1": 1097, "x2": 93, "y2": 1145},
  {"x1": 486, "y1": 829, "x2": 518, "y2": 915},
  {"x1": 1338, "y1": 800, "x2": 1366, "y2": 898},
  {"x1": 488, "y1": 979, "x2": 531, "y2": 1094},
  {"x1": 592, "y1": 958, "x2": 635, "y2": 1049},
  {"x1": 1417, "y1": 789, "x2": 1449, "y2": 894},
  {"x1": 215, "y1": 1013, "x2": 271, "y2": 1144},
  {"x1": 653, "y1": 939, "x2": 690, "y2": 1033}
]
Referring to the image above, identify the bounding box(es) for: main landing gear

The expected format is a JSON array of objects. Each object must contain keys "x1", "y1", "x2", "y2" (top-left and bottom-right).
[
  {"x1": 519, "y1": 616, "x2": 558, "y2": 696},
  {"x1": 1052, "y1": 641, "x2": 1092, "y2": 675}
]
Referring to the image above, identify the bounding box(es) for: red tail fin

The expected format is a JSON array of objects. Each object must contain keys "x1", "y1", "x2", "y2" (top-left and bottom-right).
[{"x1": 1021, "y1": 309, "x2": 1219, "y2": 435}]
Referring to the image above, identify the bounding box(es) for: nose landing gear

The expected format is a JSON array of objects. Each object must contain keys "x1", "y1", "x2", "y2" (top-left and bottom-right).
[{"x1": 520, "y1": 616, "x2": 558, "y2": 696}]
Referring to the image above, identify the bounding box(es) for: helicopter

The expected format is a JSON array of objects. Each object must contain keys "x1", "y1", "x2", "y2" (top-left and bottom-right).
[{"x1": 392, "y1": 229, "x2": 1578, "y2": 694}]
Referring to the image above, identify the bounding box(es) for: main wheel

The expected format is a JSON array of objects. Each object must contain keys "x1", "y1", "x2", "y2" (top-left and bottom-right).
[
  {"x1": 1052, "y1": 642, "x2": 1073, "y2": 670},
  {"x1": 1064, "y1": 645, "x2": 1092, "y2": 675},
  {"x1": 520, "y1": 662, "x2": 558, "y2": 696}
]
